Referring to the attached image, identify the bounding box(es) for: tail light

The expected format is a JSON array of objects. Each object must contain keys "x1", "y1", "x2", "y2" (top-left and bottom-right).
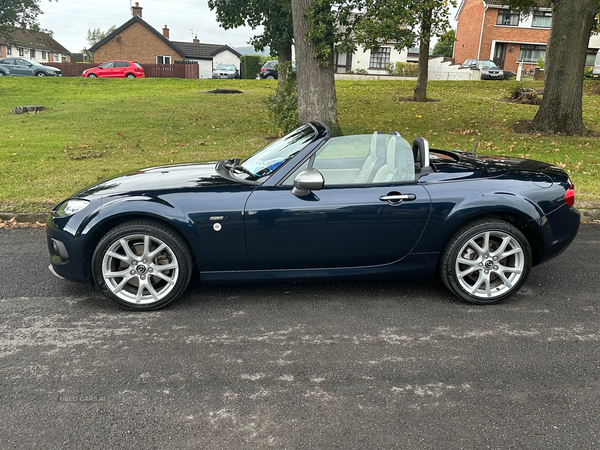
[
  {"x1": 261, "y1": 67, "x2": 265, "y2": 72},
  {"x1": 565, "y1": 184, "x2": 575, "y2": 206}
]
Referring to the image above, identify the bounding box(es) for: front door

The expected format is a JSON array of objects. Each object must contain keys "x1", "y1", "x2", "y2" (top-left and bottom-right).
[
  {"x1": 493, "y1": 43, "x2": 507, "y2": 69},
  {"x1": 244, "y1": 184, "x2": 431, "y2": 269}
]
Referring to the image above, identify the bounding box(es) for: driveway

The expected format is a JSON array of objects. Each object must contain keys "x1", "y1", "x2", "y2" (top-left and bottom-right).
[{"x1": 1, "y1": 226, "x2": 599, "y2": 449}]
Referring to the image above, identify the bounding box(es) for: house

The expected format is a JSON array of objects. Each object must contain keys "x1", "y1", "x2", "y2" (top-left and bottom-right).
[
  {"x1": 454, "y1": 0, "x2": 599, "y2": 74},
  {"x1": 89, "y1": 2, "x2": 241, "y2": 78},
  {"x1": 333, "y1": 45, "x2": 409, "y2": 74},
  {"x1": 0, "y1": 29, "x2": 71, "y2": 63}
]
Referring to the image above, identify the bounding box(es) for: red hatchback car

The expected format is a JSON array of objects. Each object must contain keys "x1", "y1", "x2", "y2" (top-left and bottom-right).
[{"x1": 82, "y1": 60, "x2": 145, "y2": 78}]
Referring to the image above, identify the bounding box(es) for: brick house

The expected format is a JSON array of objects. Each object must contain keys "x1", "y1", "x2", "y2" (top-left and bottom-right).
[
  {"x1": 0, "y1": 29, "x2": 71, "y2": 63},
  {"x1": 454, "y1": 0, "x2": 599, "y2": 73},
  {"x1": 89, "y1": 2, "x2": 241, "y2": 78}
]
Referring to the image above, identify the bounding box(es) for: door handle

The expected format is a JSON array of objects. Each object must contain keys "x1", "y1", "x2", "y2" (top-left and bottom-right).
[{"x1": 379, "y1": 193, "x2": 416, "y2": 202}]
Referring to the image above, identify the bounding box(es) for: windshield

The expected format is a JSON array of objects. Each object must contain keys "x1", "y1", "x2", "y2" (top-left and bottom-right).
[
  {"x1": 235, "y1": 124, "x2": 317, "y2": 180},
  {"x1": 216, "y1": 64, "x2": 235, "y2": 71},
  {"x1": 479, "y1": 60, "x2": 497, "y2": 69}
]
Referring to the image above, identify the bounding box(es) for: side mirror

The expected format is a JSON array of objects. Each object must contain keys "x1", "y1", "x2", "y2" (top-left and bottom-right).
[{"x1": 292, "y1": 168, "x2": 324, "y2": 197}]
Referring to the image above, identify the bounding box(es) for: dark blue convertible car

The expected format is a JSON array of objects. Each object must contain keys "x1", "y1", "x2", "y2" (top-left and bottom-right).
[{"x1": 47, "y1": 122, "x2": 580, "y2": 310}]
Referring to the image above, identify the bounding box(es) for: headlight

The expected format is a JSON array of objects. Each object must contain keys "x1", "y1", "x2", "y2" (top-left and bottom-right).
[{"x1": 56, "y1": 199, "x2": 90, "y2": 217}]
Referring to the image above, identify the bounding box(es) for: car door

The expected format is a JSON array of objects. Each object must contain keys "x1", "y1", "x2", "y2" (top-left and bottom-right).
[
  {"x1": 244, "y1": 134, "x2": 432, "y2": 270},
  {"x1": 97, "y1": 61, "x2": 115, "y2": 77},
  {"x1": 13, "y1": 58, "x2": 34, "y2": 76},
  {"x1": 114, "y1": 61, "x2": 129, "y2": 77}
]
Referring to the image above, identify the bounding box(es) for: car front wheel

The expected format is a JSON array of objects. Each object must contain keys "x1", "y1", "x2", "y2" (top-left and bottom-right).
[
  {"x1": 36, "y1": 72, "x2": 46, "y2": 77},
  {"x1": 92, "y1": 220, "x2": 193, "y2": 311},
  {"x1": 440, "y1": 219, "x2": 532, "y2": 304},
  {"x1": 87, "y1": 73, "x2": 97, "y2": 78}
]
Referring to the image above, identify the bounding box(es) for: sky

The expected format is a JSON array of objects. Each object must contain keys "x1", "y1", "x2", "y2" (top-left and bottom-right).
[
  {"x1": 36, "y1": 0, "x2": 460, "y2": 54},
  {"x1": 37, "y1": 0, "x2": 262, "y2": 53}
]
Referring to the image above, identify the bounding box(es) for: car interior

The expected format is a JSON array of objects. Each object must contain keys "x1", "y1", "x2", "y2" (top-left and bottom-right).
[{"x1": 284, "y1": 131, "x2": 431, "y2": 187}]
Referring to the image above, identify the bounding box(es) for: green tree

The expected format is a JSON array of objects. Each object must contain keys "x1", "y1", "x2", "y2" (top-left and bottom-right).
[
  {"x1": 432, "y1": 29, "x2": 455, "y2": 57},
  {"x1": 506, "y1": 0, "x2": 600, "y2": 135},
  {"x1": 207, "y1": 0, "x2": 294, "y2": 85},
  {"x1": 0, "y1": 0, "x2": 52, "y2": 39},
  {"x1": 86, "y1": 25, "x2": 117, "y2": 47},
  {"x1": 342, "y1": 0, "x2": 456, "y2": 102}
]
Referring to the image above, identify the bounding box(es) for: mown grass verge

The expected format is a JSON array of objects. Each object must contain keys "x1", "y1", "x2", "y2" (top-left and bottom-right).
[{"x1": 1, "y1": 77, "x2": 599, "y2": 212}]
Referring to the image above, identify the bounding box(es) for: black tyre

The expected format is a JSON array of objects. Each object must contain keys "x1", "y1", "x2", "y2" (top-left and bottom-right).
[
  {"x1": 266, "y1": 74, "x2": 275, "y2": 80},
  {"x1": 439, "y1": 219, "x2": 532, "y2": 305},
  {"x1": 36, "y1": 72, "x2": 46, "y2": 77},
  {"x1": 88, "y1": 73, "x2": 97, "y2": 78},
  {"x1": 126, "y1": 73, "x2": 136, "y2": 78},
  {"x1": 92, "y1": 220, "x2": 193, "y2": 311}
]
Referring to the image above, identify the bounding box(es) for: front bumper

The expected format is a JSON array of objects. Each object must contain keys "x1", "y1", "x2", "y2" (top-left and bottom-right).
[{"x1": 46, "y1": 213, "x2": 89, "y2": 284}]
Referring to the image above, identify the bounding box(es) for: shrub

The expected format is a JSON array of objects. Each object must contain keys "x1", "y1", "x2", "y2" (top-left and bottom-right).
[
  {"x1": 536, "y1": 55, "x2": 545, "y2": 69},
  {"x1": 584, "y1": 66, "x2": 593, "y2": 79},
  {"x1": 389, "y1": 62, "x2": 418, "y2": 77},
  {"x1": 355, "y1": 68, "x2": 368, "y2": 74},
  {"x1": 240, "y1": 55, "x2": 262, "y2": 79},
  {"x1": 265, "y1": 62, "x2": 298, "y2": 134}
]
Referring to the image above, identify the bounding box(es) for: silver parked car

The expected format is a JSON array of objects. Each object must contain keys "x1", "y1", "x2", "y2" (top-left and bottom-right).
[
  {"x1": 0, "y1": 57, "x2": 61, "y2": 76},
  {"x1": 212, "y1": 63, "x2": 239, "y2": 79}
]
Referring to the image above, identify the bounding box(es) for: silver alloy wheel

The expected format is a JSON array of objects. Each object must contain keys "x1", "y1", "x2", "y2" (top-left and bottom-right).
[
  {"x1": 101, "y1": 234, "x2": 179, "y2": 305},
  {"x1": 455, "y1": 230, "x2": 524, "y2": 299},
  {"x1": 37, "y1": 72, "x2": 46, "y2": 76}
]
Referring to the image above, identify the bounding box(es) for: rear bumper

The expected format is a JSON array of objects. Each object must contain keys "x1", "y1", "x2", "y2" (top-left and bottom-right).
[{"x1": 535, "y1": 204, "x2": 580, "y2": 266}]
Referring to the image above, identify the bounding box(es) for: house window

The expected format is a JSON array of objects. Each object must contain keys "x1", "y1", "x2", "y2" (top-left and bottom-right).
[
  {"x1": 30, "y1": 49, "x2": 35, "y2": 58},
  {"x1": 62, "y1": 55, "x2": 67, "y2": 62},
  {"x1": 156, "y1": 55, "x2": 171, "y2": 64},
  {"x1": 42, "y1": 51, "x2": 46, "y2": 59},
  {"x1": 369, "y1": 47, "x2": 391, "y2": 69},
  {"x1": 532, "y1": 10, "x2": 552, "y2": 28},
  {"x1": 586, "y1": 50, "x2": 598, "y2": 66},
  {"x1": 18, "y1": 47, "x2": 24, "y2": 56},
  {"x1": 519, "y1": 44, "x2": 546, "y2": 63},
  {"x1": 497, "y1": 9, "x2": 520, "y2": 26},
  {"x1": 6, "y1": 45, "x2": 11, "y2": 55}
]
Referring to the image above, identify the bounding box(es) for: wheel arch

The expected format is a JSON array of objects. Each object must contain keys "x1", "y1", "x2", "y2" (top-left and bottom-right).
[
  {"x1": 79, "y1": 205, "x2": 199, "y2": 283},
  {"x1": 436, "y1": 210, "x2": 543, "y2": 272}
]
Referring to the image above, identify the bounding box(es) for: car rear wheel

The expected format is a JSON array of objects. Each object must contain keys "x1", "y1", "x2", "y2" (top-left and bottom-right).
[
  {"x1": 0, "y1": 72, "x2": 4, "y2": 77},
  {"x1": 126, "y1": 73, "x2": 136, "y2": 78},
  {"x1": 37, "y1": 72, "x2": 46, "y2": 77},
  {"x1": 266, "y1": 74, "x2": 275, "y2": 80},
  {"x1": 92, "y1": 220, "x2": 193, "y2": 311},
  {"x1": 440, "y1": 219, "x2": 532, "y2": 304},
  {"x1": 87, "y1": 73, "x2": 97, "y2": 78}
]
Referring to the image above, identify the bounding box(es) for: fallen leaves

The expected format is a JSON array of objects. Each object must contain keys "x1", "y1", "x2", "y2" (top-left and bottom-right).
[{"x1": 0, "y1": 218, "x2": 45, "y2": 229}]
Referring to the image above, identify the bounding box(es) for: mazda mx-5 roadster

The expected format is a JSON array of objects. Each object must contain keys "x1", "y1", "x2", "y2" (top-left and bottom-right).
[{"x1": 47, "y1": 122, "x2": 580, "y2": 310}]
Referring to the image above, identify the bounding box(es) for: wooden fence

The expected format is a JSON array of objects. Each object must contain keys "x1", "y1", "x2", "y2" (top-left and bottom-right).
[{"x1": 42, "y1": 62, "x2": 199, "y2": 79}]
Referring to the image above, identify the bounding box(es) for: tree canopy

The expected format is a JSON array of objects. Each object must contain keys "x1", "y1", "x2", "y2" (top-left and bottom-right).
[
  {"x1": 0, "y1": 0, "x2": 48, "y2": 38},
  {"x1": 86, "y1": 26, "x2": 117, "y2": 48},
  {"x1": 432, "y1": 29, "x2": 455, "y2": 57}
]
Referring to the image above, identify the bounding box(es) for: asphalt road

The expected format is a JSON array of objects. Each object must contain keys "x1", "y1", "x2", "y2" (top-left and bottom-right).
[{"x1": 0, "y1": 225, "x2": 599, "y2": 449}]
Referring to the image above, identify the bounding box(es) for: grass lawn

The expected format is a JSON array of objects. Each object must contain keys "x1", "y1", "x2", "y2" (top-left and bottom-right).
[{"x1": 1, "y1": 77, "x2": 599, "y2": 213}]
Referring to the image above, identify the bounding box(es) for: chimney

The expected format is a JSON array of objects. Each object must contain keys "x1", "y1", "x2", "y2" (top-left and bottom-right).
[
  {"x1": 193, "y1": 35, "x2": 199, "y2": 44},
  {"x1": 163, "y1": 25, "x2": 170, "y2": 39},
  {"x1": 132, "y1": 2, "x2": 142, "y2": 17}
]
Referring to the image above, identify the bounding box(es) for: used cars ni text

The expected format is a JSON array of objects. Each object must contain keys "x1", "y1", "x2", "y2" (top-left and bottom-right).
[{"x1": 47, "y1": 123, "x2": 579, "y2": 311}]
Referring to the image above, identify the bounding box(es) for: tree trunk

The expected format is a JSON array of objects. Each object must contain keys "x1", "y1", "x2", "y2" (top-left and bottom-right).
[
  {"x1": 277, "y1": 43, "x2": 292, "y2": 88},
  {"x1": 531, "y1": 0, "x2": 598, "y2": 135},
  {"x1": 413, "y1": 10, "x2": 432, "y2": 102},
  {"x1": 291, "y1": 0, "x2": 340, "y2": 130}
]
